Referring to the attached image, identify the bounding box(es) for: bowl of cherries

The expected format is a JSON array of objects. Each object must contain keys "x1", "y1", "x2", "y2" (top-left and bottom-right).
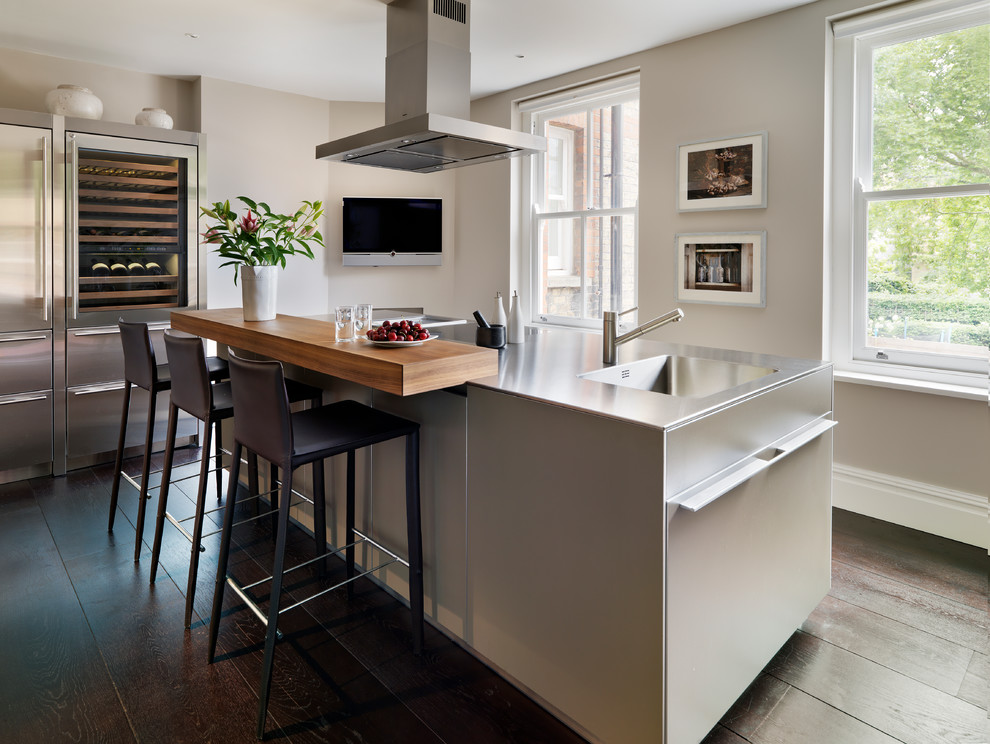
[{"x1": 366, "y1": 319, "x2": 434, "y2": 346}]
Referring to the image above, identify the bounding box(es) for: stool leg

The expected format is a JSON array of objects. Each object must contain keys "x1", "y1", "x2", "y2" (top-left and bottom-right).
[
  {"x1": 150, "y1": 402, "x2": 179, "y2": 584},
  {"x1": 247, "y1": 451, "x2": 260, "y2": 518},
  {"x1": 269, "y1": 462, "x2": 279, "y2": 535},
  {"x1": 208, "y1": 441, "x2": 242, "y2": 664},
  {"x1": 133, "y1": 389, "x2": 158, "y2": 562},
  {"x1": 108, "y1": 382, "x2": 132, "y2": 532},
  {"x1": 345, "y1": 450, "x2": 355, "y2": 597},
  {"x1": 257, "y1": 470, "x2": 294, "y2": 740},
  {"x1": 184, "y1": 416, "x2": 213, "y2": 629},
  {"x1": 405, "y1": 430, "x2": 424, "y2": 656},
  {"x1": 312, "y1": 459, "x2": 327, "y2": 576},
  {"x1": 214, "y1": 418, "x2": 223, "y2": 500}
]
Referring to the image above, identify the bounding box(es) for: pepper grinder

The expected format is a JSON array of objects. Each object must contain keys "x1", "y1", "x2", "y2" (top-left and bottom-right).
[
  {"x1": 508, "y1": 290, "x2": 525, "y2": 344},
  {"x1": 494, "y1": 292, "x2": 507, "y2": 327}
]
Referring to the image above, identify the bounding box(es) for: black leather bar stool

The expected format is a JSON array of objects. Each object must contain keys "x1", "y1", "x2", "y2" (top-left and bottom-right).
[
  {"x1": 150, "y1": 330, "x2": 323, "y2": 628},
  {"x1": 108, "y1": 319, "x2": 228, "y2": 561},
  {"x1": 208, "y1": 351, "x2": 423, "y2": 740}
]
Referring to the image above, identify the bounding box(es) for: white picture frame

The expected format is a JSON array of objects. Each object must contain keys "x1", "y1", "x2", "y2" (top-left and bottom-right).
[
  {"x1": 675, "y1": 231, "x2": 767, "y2": 307},
  {"x1": 676, "y1": 132, "x2": 768, "y2": 212}
]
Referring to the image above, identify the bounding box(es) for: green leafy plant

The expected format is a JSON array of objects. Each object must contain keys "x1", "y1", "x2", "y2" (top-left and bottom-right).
[{"x1": 201, "y1": 196, "x2": 325, "y2": 284}]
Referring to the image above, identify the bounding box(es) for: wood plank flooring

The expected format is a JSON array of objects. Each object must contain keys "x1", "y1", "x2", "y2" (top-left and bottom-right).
[
  {"x1": 0, "y1": 451, "x2": 986, "y2": 743},
  {"x1": 708, "y1": 509, "x2": 988, "y2": 744}
]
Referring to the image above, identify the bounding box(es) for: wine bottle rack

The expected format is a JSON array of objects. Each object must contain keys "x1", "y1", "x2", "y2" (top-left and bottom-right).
[{"x1": 76, "y1": 150, "x2": 188, "y2": 312}]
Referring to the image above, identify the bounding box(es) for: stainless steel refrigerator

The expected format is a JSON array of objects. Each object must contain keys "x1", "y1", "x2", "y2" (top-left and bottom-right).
[
  {"x1": 0, "y1": 110, "x2": 55, "y2": 483},
  {"x1": 0, "y1": 108, "x2": 205, "y2": 483}
]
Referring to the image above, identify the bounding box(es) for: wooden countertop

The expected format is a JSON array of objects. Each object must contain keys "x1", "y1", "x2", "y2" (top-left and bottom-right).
[{"x1": 171, "y1": 308, "x2": 498, "y2": 397}]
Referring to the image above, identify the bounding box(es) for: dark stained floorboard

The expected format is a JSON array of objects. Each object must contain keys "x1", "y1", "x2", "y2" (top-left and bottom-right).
[
  {"x1": 800, "y1": 593, "x2": 974, "y2": 695},
  {"x1": 0, "y1": 481, "x2": 136, "y2": 743},
  {"x1": 714, "y1": 508, "x2": 988, "y2": 744},
  {"x1": 2, "y1": 461, "x2": 987, "y2": 744}
]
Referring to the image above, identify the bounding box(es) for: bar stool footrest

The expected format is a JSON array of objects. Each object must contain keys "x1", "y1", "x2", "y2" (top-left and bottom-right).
[{"x1": 165, "y1": 511, "x2": 207, "y2": 552}]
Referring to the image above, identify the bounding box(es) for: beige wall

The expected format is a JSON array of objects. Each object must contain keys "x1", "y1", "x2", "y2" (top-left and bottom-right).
[
  {"x1": 197, "y1": 78, "x2": 333, "y2": 314},
  {"x1": 199, "y1": 85, "x2": 460, "y2": 316},
  {"x1": 0, "y1": 47, "x2": 195, "y2": 130},
  {"x1": 454, "y1": 0, "x2": 990, "y2": 511}
]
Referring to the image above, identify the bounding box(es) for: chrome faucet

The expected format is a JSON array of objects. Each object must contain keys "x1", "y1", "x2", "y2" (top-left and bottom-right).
[{"x1": 602, "y1": 306, "x2": 684, "y2": 364}]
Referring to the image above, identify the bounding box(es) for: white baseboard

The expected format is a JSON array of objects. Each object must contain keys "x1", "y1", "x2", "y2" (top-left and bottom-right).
[{"x1": 833, "y1": 464, "x2": 988, "y2": 550}]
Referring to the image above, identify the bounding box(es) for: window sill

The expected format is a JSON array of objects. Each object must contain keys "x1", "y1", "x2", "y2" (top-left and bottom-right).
[{"x1": 834, "y1": 369, "x2": 988, "y2": 402}]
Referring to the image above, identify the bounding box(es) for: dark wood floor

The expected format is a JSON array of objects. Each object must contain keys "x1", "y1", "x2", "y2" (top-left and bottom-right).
[
  {"x1": 0, "y1": 448, "x2": 986, "y2": 743},
  {"x1": 705, "y1": 509, "x2": 988, "y2": 744}
]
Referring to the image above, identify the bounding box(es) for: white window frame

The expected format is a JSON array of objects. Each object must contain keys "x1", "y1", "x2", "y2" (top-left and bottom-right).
[
  {"x1": 828, "y1": 0, "x2": 990, "y2": 393},
  {"x1": 521, "y1": 73, "x2": 640, "y2": 330}
]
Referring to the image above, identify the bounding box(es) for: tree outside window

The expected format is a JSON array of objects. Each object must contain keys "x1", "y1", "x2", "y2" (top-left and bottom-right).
[{"x1": 857, "y1": 12, "x2": 989, "y2": 371}]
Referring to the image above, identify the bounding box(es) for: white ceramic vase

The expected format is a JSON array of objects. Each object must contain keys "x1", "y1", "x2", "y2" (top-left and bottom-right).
[
  {"x1": 135, "y1": 107, "x2": 174, "y2": 129},
  {"x1": 45, "y1": 85, "x2": 103, "y2": 119},
  {"x1": 240, "y1": 265, "x2": 278, "y2": 321}
]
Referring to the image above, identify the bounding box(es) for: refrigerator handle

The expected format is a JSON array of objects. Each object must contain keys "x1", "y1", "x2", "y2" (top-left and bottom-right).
[
  {"x1": 67, "y1": 133, "x2": 79, "y2": 321},
  {"x1": 41, "y1": 135, "x2": 50, "y2": 323}
]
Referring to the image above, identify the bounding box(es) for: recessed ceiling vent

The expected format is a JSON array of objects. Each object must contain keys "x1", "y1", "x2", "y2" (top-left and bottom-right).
[
  {"x1": 433, "y1": 0, "x2": 466, "y2": 24},
  {"x1": 316, "y1": 0, "x2": 545, "y2": 173}
]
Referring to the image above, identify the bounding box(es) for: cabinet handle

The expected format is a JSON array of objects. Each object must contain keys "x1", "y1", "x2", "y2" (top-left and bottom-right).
[
  {"x1": 71, "y1": 382, "x2": 126, "y2": 396},
  {"x1": 41, "y1": 135, "x2": 50, "y2": 323},
  {"x1": 671, "y1": 418, "x2": 837, "y2": 513},
  {"x1": 68, "y1": 134, "x2": 79, "y2": 321},
  {"x1": 72, "y1": 322, "x2": 169, "y2": 337},
  {"x1": 0, "y1": 334, "x2": 49, "y2": 343},
  {"x1": 0, "y1": 394, "x2": 49, "y2": 406},
  {"x1": 72, "y1": 328, "x2": 121, "y2": 337}
]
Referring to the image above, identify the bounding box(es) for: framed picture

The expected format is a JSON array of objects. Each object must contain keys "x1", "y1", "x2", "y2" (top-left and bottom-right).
[
  {"x1": 676, "y1": 132, "x2": 767, "y2": 211},
  {"x1": 675, "y1": 231, "x2": 766, "y2": 307}
]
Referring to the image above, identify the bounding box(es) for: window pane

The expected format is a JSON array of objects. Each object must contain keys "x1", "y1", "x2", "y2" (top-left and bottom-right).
[
  {"x1": 542, "y1": 112, "x2": 586, "y2": 211},
  {"x1": 588, "y1": 102, "x2": 640, "y2": 210},
  {"x1": 866, "y1": 195, "x2": 989, "y2": 359},
  {"x1": 538, "y1": 215, "x2": 582, "y2": 317},
  {"x1": 872, "y1": 25, "x2": 990, "y2": 190},
  {"x1": 541, "y1": 99, "x2": 640, "y2": 212},
  {"x1": 583, "y1": 215, "x2": 637, "y2": 319}
]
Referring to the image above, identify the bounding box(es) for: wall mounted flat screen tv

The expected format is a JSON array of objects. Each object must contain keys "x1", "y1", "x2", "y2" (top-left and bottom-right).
[{"x1": 342, "y1": 197, "x2": 442, "y2": 266}]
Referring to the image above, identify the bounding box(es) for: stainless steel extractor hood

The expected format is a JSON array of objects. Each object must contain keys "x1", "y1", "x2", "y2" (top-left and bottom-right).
[{"x1": 316, "y1": 0, "x2": 545, "y2": 173}]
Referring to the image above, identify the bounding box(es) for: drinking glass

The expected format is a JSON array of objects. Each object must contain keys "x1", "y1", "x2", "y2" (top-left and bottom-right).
[
  {"x1": 335, "y1": 305, "x2": 355, "y2": 342},
  {"x1": 354, "y1": 303, "x2": 373, "y2": 336}
]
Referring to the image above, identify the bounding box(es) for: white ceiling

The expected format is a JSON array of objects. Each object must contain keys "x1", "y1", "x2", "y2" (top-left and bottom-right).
[{"x1": 0, "y1": 0, "x2": 817, "y2": 102}]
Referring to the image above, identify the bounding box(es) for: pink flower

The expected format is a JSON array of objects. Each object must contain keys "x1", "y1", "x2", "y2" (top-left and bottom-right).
[
  {"x1": 202, "y1": 227, "x2": 222, "y2": 244},
  {"x1": 239, "y1": 209, "x2": 260, "y2": 234}
]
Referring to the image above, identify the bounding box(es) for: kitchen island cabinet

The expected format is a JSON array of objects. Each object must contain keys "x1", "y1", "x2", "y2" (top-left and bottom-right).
[{"x1": 174, "y1": 310, "x2": 833, "y2": 744}]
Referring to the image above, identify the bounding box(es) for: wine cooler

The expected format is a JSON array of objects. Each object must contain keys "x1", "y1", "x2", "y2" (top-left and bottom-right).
[{"x1": 68, "y1": 131, "x2": 199, "y2": 325}]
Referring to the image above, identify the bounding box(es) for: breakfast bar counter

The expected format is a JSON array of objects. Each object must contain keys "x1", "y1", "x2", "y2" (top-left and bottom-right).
[{"x1": 170, "y1": 308, "x2": 498, "y2": 396}]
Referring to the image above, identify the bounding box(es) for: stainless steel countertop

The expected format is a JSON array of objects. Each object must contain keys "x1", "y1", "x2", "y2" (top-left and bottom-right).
[
  {"x1": 305, "y1": 314, "x2": 830, "y2": 431},
  {"x1": 441, "y1": 325, "x2": 831, "y2": 432}
]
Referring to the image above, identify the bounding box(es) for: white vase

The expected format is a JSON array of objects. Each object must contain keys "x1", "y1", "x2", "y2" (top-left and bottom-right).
[
  {"x1": 240, "y1": 265, "x2": 278, "y2": 321},
  {"x1": 44, "y1": 85, "x2": 103, "y2": 119},
  {"x1": 135, "y1": 107, "x2": 173, "y2": 129}
]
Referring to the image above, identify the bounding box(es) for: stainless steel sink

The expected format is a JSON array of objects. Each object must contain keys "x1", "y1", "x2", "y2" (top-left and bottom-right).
[{"x1": 578, "y1": 355, "x2": 777, "y2": 398}]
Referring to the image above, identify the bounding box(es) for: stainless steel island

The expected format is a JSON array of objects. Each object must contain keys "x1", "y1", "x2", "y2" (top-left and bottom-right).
[
  {"x1": 199, "y1": 317, "x2": 833, "y2": 744},
  {"x1": 455, "y1": 328, "x2": 833, "y2": 744}
]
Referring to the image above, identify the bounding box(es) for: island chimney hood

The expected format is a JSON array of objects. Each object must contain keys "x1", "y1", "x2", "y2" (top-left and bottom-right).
[{"x1": 316, "y1": 0, "x2": 546, "y2": 173}]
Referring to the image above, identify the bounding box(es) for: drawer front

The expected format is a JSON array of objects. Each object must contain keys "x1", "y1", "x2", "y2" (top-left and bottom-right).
[
  {"x1": 67, "y1": 323, "x2": 169, "y2": 386},
  {"x1": 66, "y1": 382, "x2": 196, "y2": 460},
  {"x1": 0, "y1": 389, "x2": 53, "y2": 470},
  {"x1": 0, "y1": 331, "x2": 53, "y2": 395}
]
